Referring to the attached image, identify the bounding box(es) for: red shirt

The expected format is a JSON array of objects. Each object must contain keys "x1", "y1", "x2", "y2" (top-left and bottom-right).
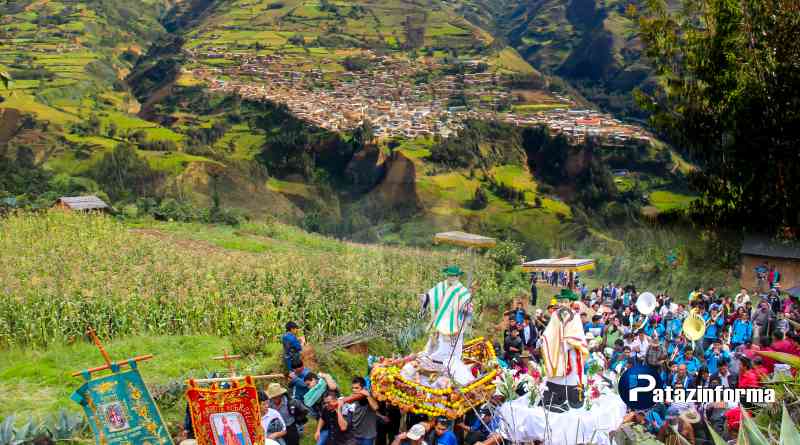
[
  {"x1": 771, "y1": 339, "x2": 800, "y2": 356},
  {"x1": 725, "y1": 407, "x2": 742, "y2": 432},
  {"x1": 738, "y1": 369, "x2": 761, "y2": 388}
]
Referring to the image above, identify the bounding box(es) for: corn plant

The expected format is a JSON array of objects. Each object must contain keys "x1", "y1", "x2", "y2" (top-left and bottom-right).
[{"x1": 0, "y1": 211, "x2": 502, "y2": 347}]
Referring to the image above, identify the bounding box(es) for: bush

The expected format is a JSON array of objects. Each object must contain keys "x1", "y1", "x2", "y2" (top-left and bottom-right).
[
  {"x1": 139, "y1": 139, "x2": 177, "y2": 151},
  {"x1": 342, "y1": 56, "x2": 370, "y2": 71},
  {"x1": 488, "y1": 240, "x2": 522, "y2": 272},
  {"x1": 230, "y1": 333, "x2": 269, "y2": 357},
  {"x1": 470, "y1": 186, "x2": 489, "y2": 210}
]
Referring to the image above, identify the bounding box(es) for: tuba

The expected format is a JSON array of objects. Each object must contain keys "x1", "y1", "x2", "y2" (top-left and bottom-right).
[
  {"x1": 636, "y1": 292, "x2": 658, "y2": 316},
  {"x1": 682, "y1": 309, "x2": 706, "y2": 341}
]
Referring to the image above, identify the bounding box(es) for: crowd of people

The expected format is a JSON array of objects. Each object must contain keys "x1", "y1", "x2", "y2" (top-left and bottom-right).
[
  {"x1": 505, "y1": 278, "x2": 799, "y2": 444},
  {"x1": 180, "y1": 277, "x2": 799, "y2": 445}
]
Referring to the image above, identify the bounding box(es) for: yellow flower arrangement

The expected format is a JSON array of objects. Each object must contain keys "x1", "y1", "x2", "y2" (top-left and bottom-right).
[{"x1": 369, "y1": 343, "x2": 499, "y2": 419}]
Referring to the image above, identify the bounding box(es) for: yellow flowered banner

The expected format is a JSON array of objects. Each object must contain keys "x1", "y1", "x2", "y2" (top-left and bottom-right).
[{"x1": 71, "y1": 360, "x2": 173, "y2": 445}]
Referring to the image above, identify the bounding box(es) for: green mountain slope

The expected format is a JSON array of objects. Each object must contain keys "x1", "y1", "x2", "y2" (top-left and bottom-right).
[{"x1": 471, "y1": 0, "x2": 656, "y2": 117}]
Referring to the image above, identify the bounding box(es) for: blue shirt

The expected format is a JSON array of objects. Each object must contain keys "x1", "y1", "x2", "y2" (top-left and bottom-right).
[
  {"x1": 645, "y1": 410, "x2": 664, "y2": 434},
  {"x1": 281, "y1": 332, "x2": 303, "y2": 370},
  {"x1": 732, "y1": 319, "x2": 753, "y2": 344},
  {"x1": 704, "y1": 348, "x2": 730, "y2": 375},
  {"x1": 668, "y1": 317, "x2": 683, "y2": 338},
  {"x1": 584, "y1": 322, "x2": 605, "y2": 336},
  {"x1": 430, "y1": 431, "x2": 458, "y2": 445},
  {"x1": 703, "y1": 313, "x2": 724, "y2": 340},
  {"x1": 676, "y1": 356, "x2": 701, "y2": 374},
  {"x1": 289, "y1": 368, "x2": 311, "y2": 401}
]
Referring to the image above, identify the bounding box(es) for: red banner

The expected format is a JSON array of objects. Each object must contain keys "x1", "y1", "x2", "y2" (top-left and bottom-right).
[{"x1": 186, "y1": 377, "x2": 263, "y2": 445}]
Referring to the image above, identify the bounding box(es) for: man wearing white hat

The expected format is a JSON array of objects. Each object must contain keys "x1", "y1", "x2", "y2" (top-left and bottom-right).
[{"x1": 390, "y1": 423, "x2": 427, "y2": 445}]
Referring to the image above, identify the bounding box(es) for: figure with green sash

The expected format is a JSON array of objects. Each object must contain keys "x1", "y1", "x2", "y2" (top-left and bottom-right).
[{"x1": 419, "y1": 265, "x2": 474, "y2": 385}]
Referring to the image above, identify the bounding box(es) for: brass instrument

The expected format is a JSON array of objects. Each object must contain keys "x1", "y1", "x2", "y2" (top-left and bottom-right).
[{"x1": 682, "y1": 309, "x2": 706, "y2": 342}]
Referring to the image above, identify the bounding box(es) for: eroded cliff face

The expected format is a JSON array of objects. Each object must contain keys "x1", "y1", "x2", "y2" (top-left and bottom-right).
[
  {"x1": 368, "y1": 150, "x2": 420, "y2": 213},
  {"x1": 345, "y1": 145, "x2": 388, "y2": 194}
]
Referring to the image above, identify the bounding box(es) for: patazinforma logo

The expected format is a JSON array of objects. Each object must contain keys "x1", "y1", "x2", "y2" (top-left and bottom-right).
[
  {"x1": 618, "y1": 365, "x2": 662, "y2": 410},
  {"x1": 618, "y1": 364, "x2": 776, "y2": 409}
]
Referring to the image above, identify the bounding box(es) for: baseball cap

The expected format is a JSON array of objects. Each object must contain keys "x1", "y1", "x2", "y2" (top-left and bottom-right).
[{"x1": 407, "y1": 423, "x2": 427, "y2": 441}]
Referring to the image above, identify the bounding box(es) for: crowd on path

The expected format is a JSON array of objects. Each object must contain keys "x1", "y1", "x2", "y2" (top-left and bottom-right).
[{"x1": 181, "y1": 275, "x2": 799, "y2": 445}]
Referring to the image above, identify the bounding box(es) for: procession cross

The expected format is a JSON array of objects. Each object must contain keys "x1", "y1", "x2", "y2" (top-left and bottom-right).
[
  {"x1": 212, "y1": 350, "x2": 242, "y2": 378},
  {"x1": 70, "y1": 327, "x2": 153, "y2": 377}
]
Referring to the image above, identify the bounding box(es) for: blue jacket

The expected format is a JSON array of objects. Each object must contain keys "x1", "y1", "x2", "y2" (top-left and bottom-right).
[
  {"x1": 704, "y1": 348, "x2": 730, "y2": 375},
  {"x1": 645, "y1": 410, "x2": 664, "y2": 434},
  {"x1": 289, "y1": 367, "x2": 312, "y2": 401},
  {"x1": 703, "y1": 313, "x2": 724, "y2": 340},
  {"x1": 676, "y1": 355, "x2": 701, "y2": 374},
  {"x1": 732, "y1": 319, "x2": 753, "y2": 344},
  {"x1": 668, "y1": 317, "x2": 684, "y2": 339},
  {"x1": 281, "y1": 332, "x2": 303, "y2": 370},
  {"x1": 668, "y1": 342, "x2": 687, "y2": 359}
]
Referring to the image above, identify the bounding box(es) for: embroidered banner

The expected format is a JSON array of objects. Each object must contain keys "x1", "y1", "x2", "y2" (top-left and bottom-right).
[
  {"x1": 186, "y1": 377, "x2": 262, "y2": 445},
  {"x1": 71, "y1": 360, "x2": 173, "y2": 445}
]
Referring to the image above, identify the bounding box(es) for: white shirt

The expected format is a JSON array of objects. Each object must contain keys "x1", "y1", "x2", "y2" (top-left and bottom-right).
[
  {"x1": 262, "y1": 408, "x2": 286, "y2": 438},
  {"x1": 631, "y1": 337, "x2": 649, "y2": 359},
  {"x1": 735, "y1": 292, "x2": 750, "y2": 309}
]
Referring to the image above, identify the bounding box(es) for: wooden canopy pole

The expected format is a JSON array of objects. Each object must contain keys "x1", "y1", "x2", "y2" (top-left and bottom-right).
[
  {"x1": 186, "y1": 374, "x2": 283, "y2": 385},
  {"x1": 71, "y1": 327, "x2": 154, "y2": 377},
  {"x1": 87, "y1": 328, "x2": 112, "y2": 367}
]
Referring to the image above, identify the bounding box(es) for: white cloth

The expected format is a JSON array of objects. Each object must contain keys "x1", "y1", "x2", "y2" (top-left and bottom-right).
[
  {"x1": 261, "y1": 408, "x2": 286, "y2": 438},
  {"x1": 422, "y1": 332, "x2": 474, "y2": 385},
  {"x1": 547, "y1": 349, "x2": 580, "y2": 386},
  {"x1": 496, "y1": 392, "x2": 627, "y2": 445}
]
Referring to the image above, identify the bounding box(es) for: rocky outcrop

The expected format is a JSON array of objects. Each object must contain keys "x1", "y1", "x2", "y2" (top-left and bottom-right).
[
  {"x1": 345, "y1": 145, "x2": 387, "y2": 194},
  {"x1": 368, "y1": 150, "x2": 420, "y2": 214}
]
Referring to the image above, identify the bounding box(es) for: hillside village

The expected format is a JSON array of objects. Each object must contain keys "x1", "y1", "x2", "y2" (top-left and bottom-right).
[{"x1": 191, "y1": 50, "x2": 653, "y2": 145}]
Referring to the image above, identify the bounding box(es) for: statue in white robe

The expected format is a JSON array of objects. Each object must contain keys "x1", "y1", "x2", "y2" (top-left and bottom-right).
[{"x1": 418, "y1": 265, "x2": 475, "y2": 385}]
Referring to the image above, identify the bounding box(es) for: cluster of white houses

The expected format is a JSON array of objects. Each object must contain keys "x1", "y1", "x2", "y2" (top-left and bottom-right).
[{"x1": 190, "y1": 51, "x2": 652, "y2": 144}]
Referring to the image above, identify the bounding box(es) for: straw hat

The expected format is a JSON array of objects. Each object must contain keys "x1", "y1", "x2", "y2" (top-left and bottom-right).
[
  {"x1": 266, "y1": 382, "x2": 287, "y2": 399},
  {"x1": 407, "y1": 423, "x2": 427, "y2": 441},
  {"x1": 179, "y1": 440, "x2": 197, "y2": 445},
  {"x1": 679, "y1": 410, "x2": 701, "y2": 424}
]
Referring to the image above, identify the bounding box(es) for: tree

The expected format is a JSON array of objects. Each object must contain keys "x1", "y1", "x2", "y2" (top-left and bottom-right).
[
  {"x1": 352, "y1": 120, "x2": 374, "y2": 150},
  {"x1": 470, "y1": 185, "x2": 488, "y2": 210},
  {"x1": 638, "y1": 0, "x2": 800, "y2": 237},
  {"x1": 91, "y1": 143, "x2": 159, "y2": 201},
  {"x1": 0, "y1": 71, "x2": 10, "y2": 92}
]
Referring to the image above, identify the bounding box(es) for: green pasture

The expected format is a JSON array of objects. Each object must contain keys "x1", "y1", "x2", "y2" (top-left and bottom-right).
[{"x1": 648, "y1": 190, "x2": 696, "y2": 212}]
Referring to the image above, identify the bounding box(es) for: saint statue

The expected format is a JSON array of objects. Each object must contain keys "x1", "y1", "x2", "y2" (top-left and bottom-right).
[
  {"x1": 419, "y1": 265, "x2": 474, "y2": 385},
  {"x1": 539, "y1": 288, "x2": 589, "y2": 412}
]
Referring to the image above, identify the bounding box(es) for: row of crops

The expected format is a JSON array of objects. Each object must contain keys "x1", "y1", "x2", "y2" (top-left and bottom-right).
[{"x1": 0, "y1": 211, "x2": 510, "y2": 348}]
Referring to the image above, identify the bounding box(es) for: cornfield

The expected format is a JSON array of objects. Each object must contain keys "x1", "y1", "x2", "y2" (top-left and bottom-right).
[{"x1": 0, "y1": 211, "x2": 505, "y2": 347}]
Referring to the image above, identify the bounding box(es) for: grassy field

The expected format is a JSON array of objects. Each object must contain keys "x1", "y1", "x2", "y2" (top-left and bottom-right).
[{"x1": 0, "y1": 210, "x2": 524, "y2": 440}]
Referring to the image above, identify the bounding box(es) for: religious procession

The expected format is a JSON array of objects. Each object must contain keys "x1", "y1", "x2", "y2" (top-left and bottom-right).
[{"x1": 62, "y1": 232, "x2": 800, "y2": 445}]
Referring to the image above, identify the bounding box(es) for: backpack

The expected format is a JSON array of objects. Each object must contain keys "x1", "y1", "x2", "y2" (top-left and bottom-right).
[{"x1": 288, "y1": 399, "x2": 309, "y2": 425}]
